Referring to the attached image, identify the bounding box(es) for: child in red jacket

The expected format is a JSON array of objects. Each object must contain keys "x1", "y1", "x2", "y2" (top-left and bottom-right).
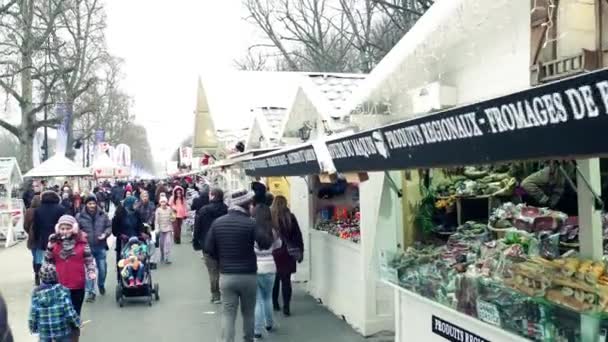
[{"x1": 45, "y1": 215, "x2": 96, "y2": 317}]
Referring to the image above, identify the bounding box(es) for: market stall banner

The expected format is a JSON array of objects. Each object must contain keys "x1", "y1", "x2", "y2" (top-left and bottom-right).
[
  {"x1": 326, "y1": 68, "x2": 608, "y2": 172},
  {"x1": 432, "y1": 316, "x2": 489, "y2": 342},
  {"x1": 243, "y1": 145, "x2": 319, "y2": 177}
]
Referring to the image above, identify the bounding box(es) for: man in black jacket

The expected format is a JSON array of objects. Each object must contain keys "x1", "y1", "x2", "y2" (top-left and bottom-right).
[
  {"x1": 205, "y1": 190, "x2": 271, "y2": 342},
  {"x1": 32, "y1": 191, "x2": 65, "y2": 285},
  {"x1": 194, "y1": 188, "x2": 227, "y2": 303}
]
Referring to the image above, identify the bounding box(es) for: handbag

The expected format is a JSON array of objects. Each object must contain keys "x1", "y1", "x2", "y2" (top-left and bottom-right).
[{"x1": 285, "y1": 239, "x2": 303, "y2": 263}]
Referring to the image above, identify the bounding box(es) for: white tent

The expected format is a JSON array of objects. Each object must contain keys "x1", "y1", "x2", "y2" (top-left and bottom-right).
[
  {"x1": 90, "y1": 153, "x2": 120, "y2": 178},
  {"x1": 24, "y1": 155, "x2": 92, "y2": 178}
]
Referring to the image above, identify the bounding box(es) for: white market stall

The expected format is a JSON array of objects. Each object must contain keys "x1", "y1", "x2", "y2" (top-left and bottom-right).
[
  {"x1": 25, "y1": 155, "x2": 92, "y2": 178},
  {"x1": 242, "y1": 144, "x2": 399, "y2": 337},
  {"x1": 24, "y1": 154, "x2": 93, "y2": 194},
  {"x1": 0, "y1": 158, "x2": 23, "y2": 248}
]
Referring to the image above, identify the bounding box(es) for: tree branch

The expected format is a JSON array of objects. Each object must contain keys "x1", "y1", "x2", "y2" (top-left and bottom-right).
[{"x1": 0, "y1": 119, "x2": 20, "y2": 137}]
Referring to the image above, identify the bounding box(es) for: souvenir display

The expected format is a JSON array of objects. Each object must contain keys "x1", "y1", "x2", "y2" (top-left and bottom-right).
[{"x1": 314, "y1": 212, "x2": 360, "y2": 243}]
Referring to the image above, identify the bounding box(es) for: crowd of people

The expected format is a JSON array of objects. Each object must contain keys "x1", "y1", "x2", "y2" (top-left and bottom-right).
[
  {"x1": 18, "y1": 178, "x2": 202, "y2": 341},
  {"x1": 1, "y1": 177, "x2": 304, "y2": 342}
]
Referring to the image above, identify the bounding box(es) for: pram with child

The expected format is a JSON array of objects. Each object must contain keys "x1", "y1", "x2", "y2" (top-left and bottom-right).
[{"x1": 115, "y1": 236, "x2": 160, "y2": 307}]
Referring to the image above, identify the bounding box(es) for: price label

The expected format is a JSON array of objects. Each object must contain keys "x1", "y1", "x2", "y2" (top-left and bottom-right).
[{"x1": 476, "y1": 299, "x2": 501, "y2": 327}]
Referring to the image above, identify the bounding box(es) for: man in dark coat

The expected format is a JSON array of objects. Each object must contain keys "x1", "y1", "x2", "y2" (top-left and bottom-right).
[
  {"x1": 76, "y1": 196, "x2": 112, "y2": 301},
  {"x1": 194, "y1": 188, "x2": 227, "y2": 303},
  {"x1": 110, "y1": 182, "x2": 125, "y2": 207},
  {"x1": 0, "y1": 292, "x2": 12, "y2": 342},
  {"x1": 191, "y1": 187, "x2": 210, "y2": 213},
  {"x1": 32, "y1": 191, "x2": 65, "y2": 283},
  {"x1": 204, "y1": 190, "x2": 271, "y2": 342}
]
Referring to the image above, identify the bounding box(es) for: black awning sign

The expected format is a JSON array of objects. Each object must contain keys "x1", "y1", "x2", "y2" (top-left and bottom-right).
[
  {"x1": 326, "y1": 69, "x2": 608, "y2": 172},
  {"x1": 243, "y1": 146, "x2": 319, "y2": 177},
  {"x1": 432, "y1": 316, "x2": 490, "y2": 342}
]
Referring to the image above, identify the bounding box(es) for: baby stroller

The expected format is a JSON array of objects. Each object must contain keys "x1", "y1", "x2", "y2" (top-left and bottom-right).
[{"x1": 115, "y1": 236, "x2": 160, "y2": 307}]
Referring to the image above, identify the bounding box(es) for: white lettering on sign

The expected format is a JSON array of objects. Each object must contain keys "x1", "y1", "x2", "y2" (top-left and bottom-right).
[{"x1": 243, "y1": 148, "x2": 317, "y2": 171}]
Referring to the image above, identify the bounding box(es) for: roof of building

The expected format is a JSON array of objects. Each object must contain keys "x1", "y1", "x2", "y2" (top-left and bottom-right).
[{"x1": 304, "y1": 73, "x2": 366, "y2": 118}]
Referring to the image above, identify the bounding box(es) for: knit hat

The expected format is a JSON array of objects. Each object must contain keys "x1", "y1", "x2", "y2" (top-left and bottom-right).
[
  {"x1": 55, "y1": 215, "x2": 79, "y2": 234},
  {"x1": 123, "y1": 196, "x2": 137, "y2": 210},
  {"x1": 229, "y1": 189, "x2": 255, "y2": 207},
  {"x1": 84, "y1": 195, "x2": 97, "y2": 205},
  {"x1": 39, "y1": 263, "x2": 58, "y2": 284}
]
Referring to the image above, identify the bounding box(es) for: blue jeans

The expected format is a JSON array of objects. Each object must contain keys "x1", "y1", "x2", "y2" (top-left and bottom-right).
[
  {"x1": 255, "y1": 273, "x2": 276, "y2": 335},
  {"x1": 86, "y1": 247, "x2": 107, "y2": 295},
  {"x1": 33, "y1": 249, "x2": 45, "y2": 265},
  {"x1": 40, "y1": 334, "x2": 72, "y2": 342}
]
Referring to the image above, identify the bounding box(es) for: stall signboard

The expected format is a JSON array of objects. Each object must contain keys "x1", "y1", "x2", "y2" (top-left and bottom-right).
[
  {"x1": 432, "y1": 316, "x2": 489, "y2": 342},
  {"x1": 243, "y1": 145, "x2": 320, "y2": 177},
  {"x1": 326, "y1": 68, "x2": 608, "y2": 172}
]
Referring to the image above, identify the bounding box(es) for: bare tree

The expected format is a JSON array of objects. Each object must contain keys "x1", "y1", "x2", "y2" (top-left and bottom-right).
[
  {"x1": 234, "y1": 49, "x2": 269, "y2": 71},
  {"x1": 0, "y1": 0, "x2": 68, "y2": 169},
  {"x1": 117, "y1": 123, "x2": 154, "y2": 173},
  {"x1": 242, "y1": 0, "x2": 434, "y2": 73},
  {"x1": 51, "y1": 0, "x2": 106, "y2": 160},
  {"x1": 372, "y1": 0, "x2": 433, "y2": 33},
  {"x1": 73, "y1": 55, "x2": 132, "y2": 147},
  {"x1": 243, "y1": 0, "x2": 357, "y2": 72}
]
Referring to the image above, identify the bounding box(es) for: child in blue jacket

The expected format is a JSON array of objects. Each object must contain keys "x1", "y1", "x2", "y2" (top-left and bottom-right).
[{"x1": 29, "y1": 263, "x2": 80, "y2": 342}]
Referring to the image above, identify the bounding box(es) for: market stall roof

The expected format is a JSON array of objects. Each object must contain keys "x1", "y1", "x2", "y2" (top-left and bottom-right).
[
  {"x1": 0, "y1": 158, "x2": 22, "y2": 185},
  {"x1": 215, "y1": 148, "x2": 280, "y2": 170},
  {"x1": 337, "y1": 0, "x2": 528, "y2": 126},
  {"x1": 24, "y1": 155, "x2": 92, "y2": 178},
  {"x1": 245, "y1": 107, "x2": 287, "y2": 150},
  {"x1": 279, "y1": 73, "x2": 366, "y2": 143},
  {"x1": 324, "y1": 68, "x2": 608, "y2": 173}
]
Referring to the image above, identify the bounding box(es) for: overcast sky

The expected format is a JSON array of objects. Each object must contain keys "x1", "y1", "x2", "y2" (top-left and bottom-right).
[{"x1": 105, "y1": 0, "x2": 256, "y2": 160}]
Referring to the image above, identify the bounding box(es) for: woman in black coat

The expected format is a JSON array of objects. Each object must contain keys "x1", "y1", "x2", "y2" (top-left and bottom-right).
[
  {"x1": 271, "y1": 196, "x2": 304, "y2": 316},
  {"x1": 32, "y1": 191, "x2": 65, "y2": 279}
]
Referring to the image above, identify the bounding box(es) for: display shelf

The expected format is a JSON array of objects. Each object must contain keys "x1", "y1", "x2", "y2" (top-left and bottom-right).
[{"x1": 385, "y1": 280, "x2": 531, "y2": 342}]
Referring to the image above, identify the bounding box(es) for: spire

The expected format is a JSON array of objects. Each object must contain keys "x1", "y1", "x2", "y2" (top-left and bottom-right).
[{"x1": 193, "y1": 77, "x2": 219, "y2": 156}]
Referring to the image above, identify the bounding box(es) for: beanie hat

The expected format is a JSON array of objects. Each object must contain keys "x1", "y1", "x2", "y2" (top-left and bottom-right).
[
  {"x1": 229, "y1": 189, "x2": 255, "y2": 207},
  {"x1": 39, "y1": 263, "x2": 58, "y2": 284},
  {"x1": 123, "y1": 196, "x2": 137, "y2": 210},
  {"x1": 55, "y1": 215, "x2": 79, "y2": 234},
  {"x1": 84, "y1": 195, "x2": 97, "y2": 205}
]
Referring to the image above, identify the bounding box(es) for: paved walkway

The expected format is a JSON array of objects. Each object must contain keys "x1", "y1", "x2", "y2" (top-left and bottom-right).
[{"x1": 1, "y1": 239, "x2": 384, "y2": 342}]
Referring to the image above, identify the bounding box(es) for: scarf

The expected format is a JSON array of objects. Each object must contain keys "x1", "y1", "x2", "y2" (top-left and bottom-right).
[
  {"x1": 59, "y1": 235, "x2": 77, "y2": 260},
  {"x1": 229, "y1": 205, "x2": 249, "y2": 215}
]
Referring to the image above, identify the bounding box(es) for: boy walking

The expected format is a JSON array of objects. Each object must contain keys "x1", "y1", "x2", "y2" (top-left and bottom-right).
[{"x1": 29, "y1": 263, "x2": 80, "y2": 342}]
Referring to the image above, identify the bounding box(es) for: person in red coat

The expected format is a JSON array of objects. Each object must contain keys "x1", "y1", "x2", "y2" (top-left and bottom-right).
[{"x1": 44, "y1": 215, "x2": 96, "y2": 317}]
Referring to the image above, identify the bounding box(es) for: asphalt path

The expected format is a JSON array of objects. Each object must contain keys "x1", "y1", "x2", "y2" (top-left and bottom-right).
[{"x1": 1, "y1": 238, "x2": 381, "y2": 342}]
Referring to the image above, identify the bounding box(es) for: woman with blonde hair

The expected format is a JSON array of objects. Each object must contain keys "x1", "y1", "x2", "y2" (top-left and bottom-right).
[{"x1": 270, "y1": 196, "x2": 303, "y2": 316}]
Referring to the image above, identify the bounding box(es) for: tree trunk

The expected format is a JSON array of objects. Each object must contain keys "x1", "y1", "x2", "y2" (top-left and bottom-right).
[
  {"x1": 20, "y1": 46, "x2": 35, "y2": 171},
  {"x1": 65, "y1": 100, "x2": 76, "y2": 160},
  {"x1": 18, "y1": 131, "x2": 34, "y2": 171}
]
